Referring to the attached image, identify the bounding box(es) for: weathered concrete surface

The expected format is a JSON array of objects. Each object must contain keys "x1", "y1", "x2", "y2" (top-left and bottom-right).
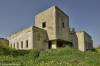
[
  {"x1": 76, "y1": 31, "x2": 93, "y2": 51},
  {"x1": 7, "y1": 5, "x2": 93, "y2": 51},
  {"x1": 84, "y1": 31, "x2": 93, "y2": 50},
  {"x1": 70, "y1": 32, "x2": 78, "y2": 49},
  {"x1": 33, "y1": 26, "x2": 47, "y2": 50},
  {"x1": 55, "y1": 6, "x2": 70, "y2": 41},
  {"x1": 7, "y1": 26, "x2": 33, "y2": 50},
  {"x1": 35, "y1": 6, "x2": 70, "y2": 42},
  {"x1": 35, "y1": 6, "x2": 71, "y2": 49},
  {"x1": 51, "y1": 40, "x2": 57, "y2": 49},
  {"x1": 35, "y1": 6, "x2": 56, "y2": 40},
  {"x1": 7, "y1": 26, "x2": 47, "y2": 50}
]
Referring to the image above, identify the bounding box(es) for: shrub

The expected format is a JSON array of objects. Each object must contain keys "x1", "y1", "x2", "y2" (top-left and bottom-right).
[
  {"x1": 95, "y1": 48, "x2": 100, "y2": 53},
  {"x1": 0, "y1": 44, "x2": 14, "y2": 56},
  {"x1": 25, "y1": 49, "x2": 40, "y2": 59},
  {"x1": 11, "y1": 50, "x2": 30, "y2": 57},
  {"x1": 0, "y1": 44, "x2": 30, "y2": 57}
]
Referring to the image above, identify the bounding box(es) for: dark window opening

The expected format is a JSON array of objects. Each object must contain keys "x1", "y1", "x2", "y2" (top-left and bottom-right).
[
  {"x1": 21, "y1": 41, "x2": 23, "y2": 48},
  {"x1": 66, "y1": 43, "x2": 73, "y2": 47},
  {"x1": 42, "y1": 22, "x2": 46, "y2": 28},
  {"x1": 11, "y1": 44, "x2": 12, "y2": 48},
  {"x1": 57, "y1": 41, "x2": 63, "y2": 47},
  {"x1": 62, "y1": 22, "x2": 65, "y2": 28},
  {"x1": 17, "y1": 42, "x2": 19, "y2": 48},
  {"x1": 48, "y1": 41, "x2": 52, "y2": 49},
  {"x1": 26, "y1": 40, "x2": 28, "y2": 48},
  {"x1": 14, "y1": 43, "x2": 15, "y2": 48}
]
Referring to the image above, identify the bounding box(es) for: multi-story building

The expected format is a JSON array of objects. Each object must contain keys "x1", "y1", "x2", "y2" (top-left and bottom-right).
[{"x1": 7, "y1": 6, "x2": 93, "y2": 51}]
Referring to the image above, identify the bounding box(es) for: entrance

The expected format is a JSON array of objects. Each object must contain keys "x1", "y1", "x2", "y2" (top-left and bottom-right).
[
  {"x1": 66, "y1": 43, "x2": 73, "y2": 47},
  {"x1": 48, "y1": 41, "x2": 52, "y2": 49},
  {"x1": 57, "y1": 41, "x2": 63, "y2": 47}
]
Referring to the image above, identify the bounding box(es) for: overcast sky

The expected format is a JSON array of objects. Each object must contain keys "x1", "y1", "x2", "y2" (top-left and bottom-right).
[{"x1": 0, "y1": 0, "x2": 100, "y2": 47}]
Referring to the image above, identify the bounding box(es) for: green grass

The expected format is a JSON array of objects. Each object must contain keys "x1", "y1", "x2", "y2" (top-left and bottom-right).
[{"x1": 0, "y1": 44, "x2": 100, "y2": 66}]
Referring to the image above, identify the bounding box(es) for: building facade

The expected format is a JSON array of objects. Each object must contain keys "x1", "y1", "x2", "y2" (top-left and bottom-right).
[
  {"x1": 76, "y1": 31, "x2": 93, "y2": 51},
  {"x1": 7, "y1": 26, "x2": 47, "y2": 50},
  {"x1": 7, "y1": 6, "x2": 93, "y2": 51}
]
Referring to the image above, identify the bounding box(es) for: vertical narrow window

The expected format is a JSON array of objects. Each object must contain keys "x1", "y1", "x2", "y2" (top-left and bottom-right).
[
  {"x1": 26, "y1": 40, "x2": 28, "y2": 48},
  {"x1": 17, "y1": 42, "x2": 19, "y2": 49},
  {"x1": 42, "y1": 22, "x2": 46, "y2": 28},
  {"x1": 62, "y1": 22, "x2": 65, "y2": 28},
  {"x1": 11, "y1": 44, "x2": 12, "y2": 48},
  {"x1": 21, "y1": 41, "x2": 23, "y2": 48},
  {"x1": 14, "y1": 43, "x2": 15, "y2": 48}
]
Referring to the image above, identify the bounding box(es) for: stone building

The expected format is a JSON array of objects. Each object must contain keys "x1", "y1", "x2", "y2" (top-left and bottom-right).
[
  {"x1": 76, "y1": 31, "x2": 93, "y2": 51},
  {"x1": 70, "y1": 29, "x2": 93, "y2": 51},
  {"x1": 7, "y1": 6, "x2": 93, "y2": 51},
  {"x1": 7, "y1": 26, "x2": 47, "y2": 50},
  {"x1": 0, "y1": 38, "x2": 9, "y2": 45}
]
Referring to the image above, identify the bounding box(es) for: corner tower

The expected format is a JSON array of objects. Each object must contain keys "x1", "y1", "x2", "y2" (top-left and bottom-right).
[{"x1": 35, "y1": 6, "x2": 71, "y2": 49}]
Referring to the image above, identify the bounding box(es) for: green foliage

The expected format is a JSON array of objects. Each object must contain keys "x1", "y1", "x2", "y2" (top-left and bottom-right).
[
  {"x1": 0, "y1": 44, "x2": 14, "y2": 56},
  {"x1": 11, "y1": 50, "x2": 30, "y2": 57},
  {"x1": 0, "y1": 44, "x2": 30, "y2": 57},
  {"x1": 95, "y1": 48, "x2": 100, "y2": 53},
  {"x1": 0, "y1": 44, "x2": 12, "y2": 51},
  {"x1": 24, "y1": 49, "x2": 40, "y2": 59},
  {"x1": 0, "y1": 46, "x2": 100, "y2": 66}
]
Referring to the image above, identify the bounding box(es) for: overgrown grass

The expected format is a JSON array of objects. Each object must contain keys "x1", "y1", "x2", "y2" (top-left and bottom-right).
[{"x1": 0, "y1": 44, "x2": 100, "y2": 66}]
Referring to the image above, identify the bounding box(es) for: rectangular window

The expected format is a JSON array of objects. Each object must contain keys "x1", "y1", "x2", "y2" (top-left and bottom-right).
[
  {"x1": 17, "y1": 42, "x2": 19, "y2": 48},
  {"x1": 26, "y1": 40, "x2": 28, "y2": 48},
  {"x1": 21, "y1": 41, "x2": 23, "y2": 48},
  {"x1": 62, "y1": 22, "x2": 65, "y2": 28},
  {"x1": 11, "y1": 44, "x2": 12, "y2": 48},
  {"x1": 14, "y1": 43, "x2": 15, "y2": 48},
  {"x1": 42, "y1": 22, "x2": 46, "y2": 28}
]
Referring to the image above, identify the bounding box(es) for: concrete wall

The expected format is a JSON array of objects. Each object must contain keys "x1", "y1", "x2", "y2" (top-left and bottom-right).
[
  {"x1": 35, "y1": 6, "x2": 70, "y2": 42},
  {"x1": 70, "y1": 32, "x2": 78, "y2": 49},
  {"x1": 55, "y1": 7, "x2": 70, "y2": 41},
  {"x1": 76, "y1": 31, "x2": 85, "y2": 51},
  {"x1": 35, "y1": 6, "x2": 56, "y2": 40},
  {"x1": 84, "y1": 32, "x2": 93, "y2": 50},
  {"x1": 7, "y1": 26, "x2": 47, "y2": 50},
  {"x1": 76, "y1": 31, "x2": 93, "y2": 51},
  {"x1": 7, "y1": 26, "x2": 33, "y2": 50},
  {"x1": 51, "y1": 40, "x2": 57, "y2": 49},
  {"x1": 33, "y1": 26, "x2": 47, "y2": 50}
]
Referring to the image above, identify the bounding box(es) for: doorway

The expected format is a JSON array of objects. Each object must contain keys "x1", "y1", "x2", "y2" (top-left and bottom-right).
[
  {"x1": 48, "y1": 41, "x2": 52, "y2": 49},
  {"x1": 57, "y1": 41, "x2": 63, "y2": 47}
]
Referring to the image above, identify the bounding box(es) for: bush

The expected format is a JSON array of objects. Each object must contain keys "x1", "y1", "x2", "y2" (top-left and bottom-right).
[
  {"x1": 0, "y1": 45, "x2": 100, "y2": 66},
  {"x1": 25, "y1": 49, "x2": 40, "y2": 59},
  {"x1": 0, "y1": 44, "x2": 14, "y2": 56},
  {"x1": 95, "y1": 48, "x2": 100, "y2": 53},
  {"x1": 86, "y1": 48, "x2": 96, "y2": 52},
  {"x1": 11, "y1": 50, "x2": 30, "y2": 57},
  {"x1": 0, "y1": 44, "x2": 30, "y2": 57}
]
